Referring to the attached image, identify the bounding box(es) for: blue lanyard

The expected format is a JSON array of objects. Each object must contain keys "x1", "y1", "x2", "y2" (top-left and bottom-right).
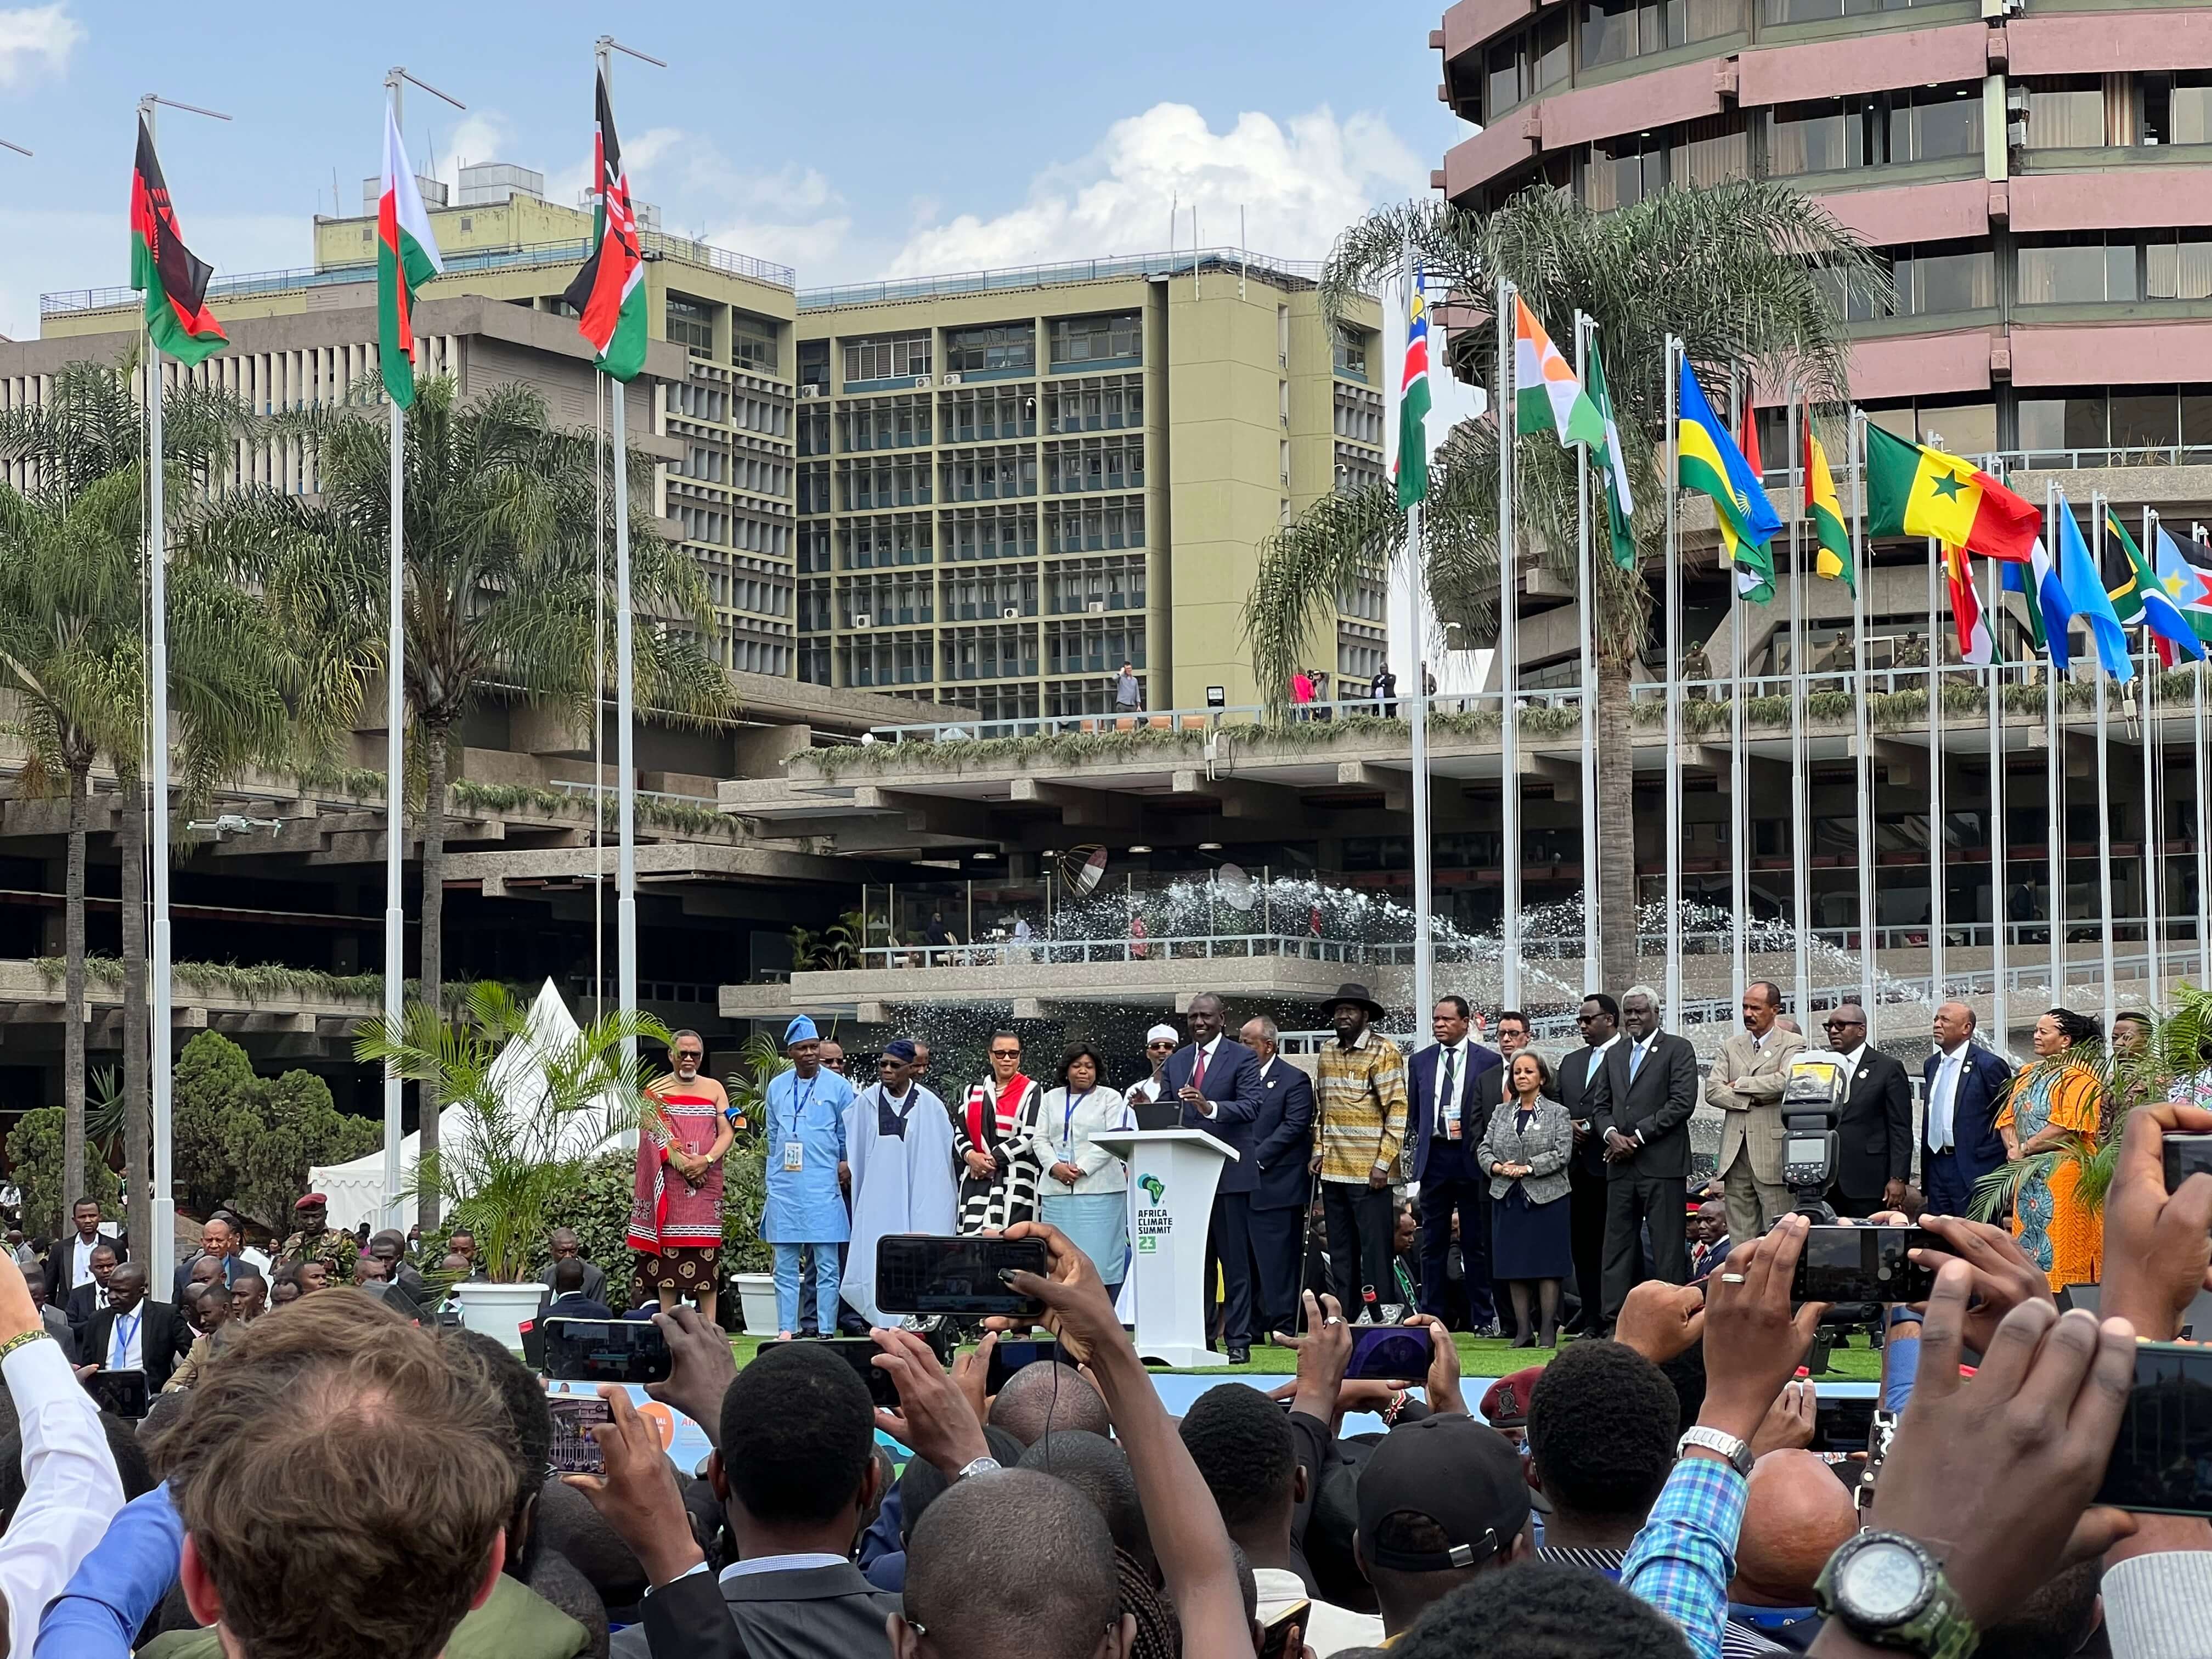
[
  {"x1": 1062, "y1": 1090, "x2": 1093, "y2": 1153},
  {"x1": 114, "y1": 1311, "x2": 140, "y2": 1361}
]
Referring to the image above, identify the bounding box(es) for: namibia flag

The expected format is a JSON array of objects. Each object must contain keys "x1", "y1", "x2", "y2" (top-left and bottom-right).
[{"x1": 130, "y1": 117, "x2": 226, "y2": 367}]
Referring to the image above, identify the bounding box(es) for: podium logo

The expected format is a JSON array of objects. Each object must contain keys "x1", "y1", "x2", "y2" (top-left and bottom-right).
[
  {"x1": 1136, "y1": 1174, "x2": 1170, "y2": 1254},
  {"x1": 1139, "y1": 1174, "x2": 1166, "y2": 1205}
]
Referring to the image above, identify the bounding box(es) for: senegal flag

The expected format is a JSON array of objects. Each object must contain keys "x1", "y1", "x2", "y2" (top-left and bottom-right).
[
  {"x1": 1676, "y1": 358, "x2": 1781, "y2": 601},
  {"x1": 1803, "y1": 422, "x2": 1853, "y2": 593},
  {"x1": 378, "y1": 108, "x2": 444, "y2": 410},
  {"x1": 1865, "y1": 425, "x2": 2038, "y2": 562},
  {"x1": 562, "y1": 69, "x2": 648, "y2": 382},
  {"x1": 130, "y1": 117, "x2": 226, "y2": 367}
]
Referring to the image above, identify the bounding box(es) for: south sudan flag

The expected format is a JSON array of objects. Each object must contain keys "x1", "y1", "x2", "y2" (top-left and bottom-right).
[{"x1": 130, "y1": 118, "x2": 226, "y2": 367}]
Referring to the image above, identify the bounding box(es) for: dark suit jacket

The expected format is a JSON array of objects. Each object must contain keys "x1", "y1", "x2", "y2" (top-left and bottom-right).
[
  {"x1": 1835, "y1": 1049, "x2": 1915, "y2": 1204},
  {"x1": 1248, "y1": 1058, "x2": 1316, "y2": 1211},
  {"x1": 1406, "y1": 1042, "x2": 1505, "y2": 1182},
  {"x1": 1165, "y1": 1037, "x2": 1265, "y2": 1196},
  {"x1": 81, "y1": 1297, "x2": 193, "y2": 1392},
  {"x1": 1555, "y1": 1041, "x2": 1616, "y2": 1182},
  {"x1": 618, "y1": 1559, "x2": 900, "y2": 1659},
  {"x1": 1921, "y1": 1043, "x2": 2013, "y2": 1189},
  {"x1": 172, "y1": 1250, "x2": 250, "y2": 1303},
  {"x1": 1587, "y1": 1032, "x2": 1699, "y2": 1181},
  {"x1": 45, "y1": 1231, "x2": 125, "y2": 1304},
  {"x1": 63, "y1": 1282, "x2": 107, "y2": 1336},
  {"x1": 534, "y1": 1260, "x2": 610, "y2": 1321}
]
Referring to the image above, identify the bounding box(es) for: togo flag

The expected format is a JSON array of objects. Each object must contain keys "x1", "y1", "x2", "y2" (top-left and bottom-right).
[
  {"x1": 1675, "y1": 357, "x2": 1781, "y2": 602},
  {"x1": 1513, "y1": 296, "x2": 1602, "y2": 447},
  {"x1": 562, "y1": 69, "x2": 648, "y2": 381},
  {"x1": 378, "y1": 107, "x2": 444, "y2": 410},
  {"x1": 130, "y1": 116, "x2": 227, "y2": 367}
]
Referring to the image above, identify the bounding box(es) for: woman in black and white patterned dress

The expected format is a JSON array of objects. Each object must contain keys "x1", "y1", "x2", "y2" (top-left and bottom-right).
[{"x1": 953, "y1": 1030, "x2": 1043, "y2": 1232}]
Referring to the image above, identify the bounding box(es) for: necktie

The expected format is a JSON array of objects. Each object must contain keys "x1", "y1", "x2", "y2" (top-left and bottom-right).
[
  {"x1": 1191, "y1": 1046, "x2": 1207, "y2": 1094},
  {"x1": 1630, "y1": 1040, "x2": 1646, "y2": 1081},
  {"x1": 1440, "y1": 1047, "x2": 1458, "y2": 1124}
]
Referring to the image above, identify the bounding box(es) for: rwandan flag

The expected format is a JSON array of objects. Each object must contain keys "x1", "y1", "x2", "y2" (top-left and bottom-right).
[
  {"x1": 130, "y1": 117, "x2": 226, "y2": 366},
  {"x1": 1676, "y1": 358, "x2": 1781, "y2": 601},
  {"x1": 378, "y1": 106, "x2": 444, "y2": 410},
  {"x1": 562, "y1": 69, "x2": 648, "y2": 382}
]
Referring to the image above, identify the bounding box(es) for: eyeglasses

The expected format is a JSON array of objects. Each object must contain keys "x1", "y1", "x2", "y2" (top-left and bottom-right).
[
  {"x1": 990, "y1": 1047, "x2": 1021, "y2": 1058},
  {"x1": 674, "y1": 1050, "x2": 703, "y2": 1062},
  {"x1": 1147, "y1": 1040, "x2": 1176, "y2": 1049},
  {"x1": 1822, "y1": 1019, "x2": 1865, "y2": 1031}
]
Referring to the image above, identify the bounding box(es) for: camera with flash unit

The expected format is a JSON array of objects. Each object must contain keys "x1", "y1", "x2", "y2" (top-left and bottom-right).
[{"x1": 1777, "y1": 1051, "x2": 1847, "y2": 1222}]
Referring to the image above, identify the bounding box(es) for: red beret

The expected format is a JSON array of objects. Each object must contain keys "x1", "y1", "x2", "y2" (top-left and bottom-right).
[
  {"x1": 294, "y1": 1193, "x2": 328, "y2": 1210},
  {"x1": 1477, "y1": 1364, "x2": 1543, "y2": 1429}
]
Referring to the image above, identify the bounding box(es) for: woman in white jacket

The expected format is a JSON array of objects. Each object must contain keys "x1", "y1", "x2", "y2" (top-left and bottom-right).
[{"x1": 1030, "y1": 1040, "x2": 1136, "y2": 1294}]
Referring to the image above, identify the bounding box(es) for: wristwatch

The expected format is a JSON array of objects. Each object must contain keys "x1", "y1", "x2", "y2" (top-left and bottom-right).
[
  {"x1": 955, "y1": 1455, "x2": 1002, "y2": 1482},
  {"x1": 1675, "y1": 1426, "x2": 1753, "y2": 1476},
  {"x1": 1815, "y1": 1531, "x2": 1979, "y2": 1658}
]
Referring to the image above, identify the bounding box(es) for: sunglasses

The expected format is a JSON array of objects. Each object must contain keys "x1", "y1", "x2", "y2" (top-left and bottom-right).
[
  {"x1": 1822, "y1": 1020, "x2": 1864, "y2": 1031},
  {"x1": 990, "y1": 1048, "x2": 1022, "y2": 1058}
]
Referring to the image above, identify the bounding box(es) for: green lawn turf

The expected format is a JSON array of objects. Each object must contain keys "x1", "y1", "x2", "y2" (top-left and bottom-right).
[{"x1": 729, "y1": 1330, "x2": 1884, "y2": 1382}]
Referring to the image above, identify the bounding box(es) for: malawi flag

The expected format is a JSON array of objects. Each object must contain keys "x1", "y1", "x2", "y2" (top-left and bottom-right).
[
  {"x1": 561, "y1": 69, "x2": 648, "y2": 382},
  {"x1": 378, "y1": 106, "x2": 444, "y2": 410},
  {"x1": 1864, "y1": 425, "x2": 2038, "y2": 562},
  {"x1": 1395, "y1": 264, "x2": 1430, "y2": 510},
  {"x1": 130, "y1": 118, "x2": 226, "y2": 367}
]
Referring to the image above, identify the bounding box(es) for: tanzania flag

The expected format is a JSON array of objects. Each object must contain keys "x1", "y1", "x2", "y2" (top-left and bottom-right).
[
  {"x1": 1865, "y1": 425, "x2": 2038, "y2": 562},
  {"x1": 1676, "y1": 357, "x2": 1781, "y2": 602},
  {"x1": 378, "y1": 106, "x2": 444, "y2": 410},
  {"x1": 130, "y1": 117, "x2": 225, "y2": 367},
  {"x1": 1803, "y1": 422, "x2": 1854, "y2": 592},
  {"x1": 1396, "y1": 264, "x2": 1430, "y2": 510},
  {"x1": 562, "y1": 69, "x2": 648, "y2": 381},
  {"x1": 1585, "y1": 338, "x2": 1636, "y2": 572}
]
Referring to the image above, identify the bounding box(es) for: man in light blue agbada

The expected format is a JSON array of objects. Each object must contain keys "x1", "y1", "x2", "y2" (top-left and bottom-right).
[{"x1": 761, "y1": 1015, "x2": 857, "y2": 1339}]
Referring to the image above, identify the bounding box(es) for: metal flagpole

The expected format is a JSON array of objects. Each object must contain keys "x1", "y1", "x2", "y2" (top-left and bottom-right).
[
  {"x1": 2047, "y1": 481, "x2": 2065, "y2": 1009},
  {"x1": 2094, "y1": 498, "x2": 2117, "y2": 1035},
  {"x1": 1788, "y1": 390, "x2": 1812, "y2": 1020},
  {"x1": 1575, "y1": 313, "x2": 1598, "y2": 995},
  {"x1": 2143, "y1": 506, "x2": 2162, "y2": 1009},
  {"x1": 2194, "y1": 520, "x2": 2211, "y2": 990},
  {"x1": 1730, "y1": 387, "x2": 1748, "y2": 1011},
  {"x1": 1986, "y1": 554, "x2": 2007, "y2": 1047},
  {"x1": 1926, "y1": 535, "x2": 1945, "y2": 1013},
  {"x1": 383, "y1": 70, "x2": 408, "y2": 1227},
  {"x1": 1497, "y1": 276, "x2": 1520, "y2": 1009},
  {"x1": 1852, "y1": 410, "x2": 1877, "y2": 1038},
  {"x1": 1408, "y1": 255, "x2": 1434, "y2": 1028},
  {"x1": 1664, "y1": 336, "x2": 1684, "y2": 1019}
]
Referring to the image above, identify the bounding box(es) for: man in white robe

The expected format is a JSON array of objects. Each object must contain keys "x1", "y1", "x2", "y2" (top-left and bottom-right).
[{"x1": 840, "y1": 1037, "x2": 960, "y2": 1326}]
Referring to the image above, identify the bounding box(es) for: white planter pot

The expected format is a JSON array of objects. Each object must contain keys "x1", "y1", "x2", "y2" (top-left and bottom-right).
[
  {"x1": 732, "y1": 1272, "x2": 780, "y2": 1335},
  {"x1": 455, "y1": 1280, "x2": 548, "y2": 1351}
]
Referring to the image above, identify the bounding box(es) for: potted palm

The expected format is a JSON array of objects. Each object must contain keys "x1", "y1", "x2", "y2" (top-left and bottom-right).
[{"x1": 357, "y1": 982, "x2": 671, "y2": 1349}]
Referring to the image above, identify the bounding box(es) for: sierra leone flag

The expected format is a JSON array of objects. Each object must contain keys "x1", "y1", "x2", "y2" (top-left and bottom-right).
[
  {"x1": 130, "y1": 117, "x2": 226, "y2": 367},
  {"x1": 562, "y1": 70, "x2": 648, "y2": 382},
  {"x1": 378, "y1": 107, "x2": 444, "y2": 410}
]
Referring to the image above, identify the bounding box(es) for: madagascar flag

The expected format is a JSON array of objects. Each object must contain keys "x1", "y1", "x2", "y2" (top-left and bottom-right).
[
  {"x1": 1864, "y1": 425, "x2": 2038, "y2": 562},
  {"x1": 378, "y1": 105, "x2": 444, "y2": 410},
  {"x1": 561, "y1": 69, "x2": 647, "y2": 382},
  {"x1": 131, "y1": 117, "x2": 226, "y2": 367}
]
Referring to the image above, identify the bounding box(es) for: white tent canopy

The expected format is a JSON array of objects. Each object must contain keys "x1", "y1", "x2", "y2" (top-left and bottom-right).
[{"x1": 312, "y1": 978, "x2": 629, "y2": 1234}]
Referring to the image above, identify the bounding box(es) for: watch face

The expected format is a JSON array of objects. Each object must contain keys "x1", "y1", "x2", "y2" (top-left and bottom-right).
[{"x1": 1842, "y1": 1539, "x2": 1927, "y2": 1624}]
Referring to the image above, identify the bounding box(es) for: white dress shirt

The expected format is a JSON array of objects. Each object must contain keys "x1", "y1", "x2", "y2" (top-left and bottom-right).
[
  {"x1": 1186, "y1": 1035, "x2": 1223, "y2": 1116},
  {"x1": 1835, "y1": 1042, "x2": 1867, "y2": 1096},
  {"x1": 1430, "y1": 1039, "x2": 1472, "y2": 1139},
  {"x1": 1927, "y1": 1042, "x2": 1968, "y2": 1152},
  {"x1": 0, "y1": 1333, "x2": 126, "y2": 1653},
  {"x1": 65, "y1": 1233, "x2": 104, "y2": 1292}
]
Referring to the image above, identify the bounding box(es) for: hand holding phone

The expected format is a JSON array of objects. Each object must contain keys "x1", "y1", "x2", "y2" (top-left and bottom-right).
[
  {"x1": 2101, "y1": 1104, "x2": 2212, "y2": 1344},
  {"x1": 546, "y1": 1395, "x2": 616, "y2": 1476},
  {"x1": 1258, "y1": 1600, "x2": 1310, "y2": 1659},
  {"x1": 812, "y1": 1337, "x2": 903, "y2": 1408},
  {"x1": 543, "y1": 1318, "x2": 674, "y2": 1385},
  {"x1": 1791, "y1": 1226, "x2": 1939, "y2": 1305},
  {"x1": 876, "y1": 1235, "x2": 1050, "y2": 1319},
  {"x1": 1344, "y1": 1325, "x2": 1429, "y2": 1383},
  {"x1": 2097, "y1": 1341, "x2": 2212, "y2": 1515}
]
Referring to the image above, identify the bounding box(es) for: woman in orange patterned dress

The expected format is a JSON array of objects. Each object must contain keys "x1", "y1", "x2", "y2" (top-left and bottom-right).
[{"x1": 1995, "y1": 1008, "x2": 2104, "y2": 1293}]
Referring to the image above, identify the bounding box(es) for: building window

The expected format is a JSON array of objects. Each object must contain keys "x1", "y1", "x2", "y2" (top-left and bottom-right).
[
  {"x1": 1333, "y1": 327, "x2": 1372, "y2": 381},
  {"x1": 798, "y1": 340, "x2": 831, "y2": 393},
  {"x1": 732, "y1": 313, "x2": 778, "y2": 375},
  {"x1": 1533, "y1": 10, "x2": 1570, "y2": 92},
  {"x1": 1585, "y1": 132, "x2": 1667, "y2": 211},
  {"x1": 1764, "y1": 99, "x2": 1867, "y2": 176},
  {"x1": 1893, "y1": 242, "x2": 1995, "y2": 314},
  {"x1": 1764, "y1": 87, "x2": 1979, "y2": 177},
  {"x1": 1891, "y1": 86, "x2": 1982, "y2": 162},
  {"x1": 1048, "y1": 312, "x2": 1142, "y2": 369},
  {"x1": 2148, "y1": 232, "x2": 2212, "y2": 301},
  {"x1": 1671, "y1": 114, "x2": 1749, "y2": 188},
  {"x1": 1579, "y1": 0, "x2": 1737, "y2": 72},
  {"x1": 1486, "y1": 34, "x2": 1523, "y2": 116},
  {"x1": 2017, "y1": 234, "x2": 2138, "y2": 305},
  {"x1": 945, "y1": 323, "x2": 1037, "y2": 376},
  {"x1": 1764, "y1": 0, "x2": 1925, "y2": 23},
  {"x1": 666, "y1": 294, "x2": 715, "y2": 356},
  {"x1": 843, "y1": 332, "x2": 932, "y2": 385}
]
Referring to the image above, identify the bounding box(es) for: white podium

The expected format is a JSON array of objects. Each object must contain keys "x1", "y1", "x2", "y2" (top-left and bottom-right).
[{"x1": 1096, "y1": 1127, "x2": 1239, "y2": 1368}]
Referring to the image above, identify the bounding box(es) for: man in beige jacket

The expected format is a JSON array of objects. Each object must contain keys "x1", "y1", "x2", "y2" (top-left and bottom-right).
[{"x1": 1705, "y1": 981, "x2": 1806, "y2": 1243}]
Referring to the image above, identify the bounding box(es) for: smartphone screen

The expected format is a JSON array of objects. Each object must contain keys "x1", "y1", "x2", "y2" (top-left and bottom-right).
[
  {"x1": 87, "y1": 1369, "x2": 148, "y2": 1420},
  {"x1": 813, "y1": 1336, "x2": 903, "y2": 1408},
  {"x1": 1345, "y1": 1325, "x2": 1431, "y2": 1382},
  {"x1": 1809, "y1": 1395, "x2": 1876, "y2": 1455},
  {"x1": 875, "y1": 1236, "x2": 1049, "y2": 1318},
  {"x1": 2164, "y1": 1132, "x2": 2212, "y2": 1194},
  {"x1": 2096, "y1": 1342, "x2": 2212, "y2": 1516},
  {"x1": 1791, "y1": 1227, "x2": 1940, "y2": 1305},
  {"x1": 541, "y1": 1318, "x2": 673, "y2": 1385},
  {"x1": 1259, "y1": 1600, "x2": 1310, "y2": 1659},
  {"x1": 986, "y1": 1336, "x2": 1064, "y2": 1396},
  {"x1": 546, "y1": 1395, "x2": 615, "y2": 1476}
]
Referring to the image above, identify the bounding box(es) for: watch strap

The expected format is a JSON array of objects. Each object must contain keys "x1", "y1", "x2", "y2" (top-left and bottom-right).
[
  {"x1": 1675, "y1": 1425, "x2": 1752, "y2": 1476},
  {"x1": 955, "y1": 1455, "x2": 1002, "y2": 1482},
  {"x1": 1816, "y1": 1531, "x2": 1981, "y2": 1659}
]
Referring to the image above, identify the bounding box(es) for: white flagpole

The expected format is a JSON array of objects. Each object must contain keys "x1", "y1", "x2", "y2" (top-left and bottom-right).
[
  {"x1": 1408, "y1": 256, "x2": 1434, "y2": 1029},
  {"x1": 1985, "y1": 554, "x2": 2007, "y2": 1047},
  {"x1": 2094, "y1": 498, "x2": 2117, "y2": 1035},
  {"x1": 1927, "y1": 534, "x2": 1945, "y2": 1012},
  {"x1": 2194, "y1": 522, "x2": 2211, "y2": 991},
  {"x1": 145, "y1": 284, "x2": 172, "y2": 1296},
  {"x1": 1788, "y1": 390, "x2": 1812, "y2": 1021},
  {"x1": 1664, "y1": 337, "x2": 1683, "y2": 1019},
  {"x1": 599, "y1": 36, "x2": 640, "y2": 1063},
  {"x1": 1729, "y1": 376, "x2": 1747, "y2": 1011},
  {"x1": 382, "y1": 70, "x2": 407, "y2": 1227},
  {"x1": 1575, "y1": 313, "x2": 1598, "y2": 996},
  {"x1": 1497, "y1": 277, "x2": 1520, "y2": 1009},
  {"x1": 1852, "y1": 410, "x2": 1876, "y2": 1038},
  {"x1": 2143, "y1": 505, "x2": 2162, "y2": 1009},
  {"x1": 2047, "y1": 481, "x2": 2065, "y2": 1009}
]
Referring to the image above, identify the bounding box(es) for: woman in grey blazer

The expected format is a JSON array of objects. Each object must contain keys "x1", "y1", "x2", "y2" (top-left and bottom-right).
[{"x1": 1477, "y1": 1049, "x2": 1575, "y2": 1347}]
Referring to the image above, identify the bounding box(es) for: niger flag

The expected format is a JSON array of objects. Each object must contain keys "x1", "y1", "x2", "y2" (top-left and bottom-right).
[
  {"x1": 1865, "y1": 424, "x2": 2038, "y2": 562},
  {"x1": 561, "y1": 69, "x2": 647, "y2": 382},
  {"x1": 131, "y1": 117, "x2": 226, "y2": 367}
]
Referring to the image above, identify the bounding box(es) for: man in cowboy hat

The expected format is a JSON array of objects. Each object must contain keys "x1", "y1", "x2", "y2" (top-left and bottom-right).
[{"x1": 1310, "y1": 982, "x2": 1410, "y2": 1318}]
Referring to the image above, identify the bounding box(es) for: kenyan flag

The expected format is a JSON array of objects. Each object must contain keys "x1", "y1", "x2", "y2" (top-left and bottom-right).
[
  {"x1": 131, "y1": 118, "x2": 226, "y2": 366},
  {"x1": 378, "y1": 105, "x2": 444, "y2": 410},
  {"x1": 561, "y1": 70, "x2": 647, "y2": 382}
]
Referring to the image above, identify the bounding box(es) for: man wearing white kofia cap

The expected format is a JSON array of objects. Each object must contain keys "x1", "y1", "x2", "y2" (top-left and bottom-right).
[{"x1": 1125, "y1": 1024, "x2": 1182, "y2": 1107}]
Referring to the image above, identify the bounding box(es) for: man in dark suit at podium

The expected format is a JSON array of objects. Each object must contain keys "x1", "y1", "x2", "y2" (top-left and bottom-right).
[
  {"x1": 1164, "y1": 993, "x2": 1265, "y2": 1362},
  {"x1": 1587, "y1": 984, "x2": 1698, "y2": 1326},
  {"x1": 1406, "y1": 996, "x2": 1503, "y2": 1333},
  {"x1": 1239, "y1": 1017, "x2": 1316, "y2": 1342}
]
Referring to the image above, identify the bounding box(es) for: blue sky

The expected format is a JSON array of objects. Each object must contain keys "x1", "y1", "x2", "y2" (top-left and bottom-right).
[{"x1": 0, "y1": 0, "x2": 1468, "y2": 340}]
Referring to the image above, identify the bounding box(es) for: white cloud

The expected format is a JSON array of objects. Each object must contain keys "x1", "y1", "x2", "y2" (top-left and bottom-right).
[
  {"x1": 0, "y1": 208, "x2": 302, "y2": 341},
  {"x1": 0, "y1": 3, "x2": 78, "y2": 89},
  {"x1": 433, "y1": 112, "x2": 516, "y2": 191},
  {"x1": 881, "y1": 101, "x2": 1426, "y2": 276}
]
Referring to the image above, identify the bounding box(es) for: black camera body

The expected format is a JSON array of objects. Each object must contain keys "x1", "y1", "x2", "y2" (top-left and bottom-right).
[{"x1": 1776, "y1": 1049, "x2": 1848, "y2": 1224}]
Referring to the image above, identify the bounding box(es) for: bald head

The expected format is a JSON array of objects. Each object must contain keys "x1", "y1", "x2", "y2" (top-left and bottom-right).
[
  {"x1": 1730, "y1": 1451, "x2": 1858, "y2": 1608},
  {"x1": 986, "y1": 1362, "x2": 1111, "y2": 1446},
  {"x1": 901, "y1": 1470, "x2": 1125, "y2": 1659}
]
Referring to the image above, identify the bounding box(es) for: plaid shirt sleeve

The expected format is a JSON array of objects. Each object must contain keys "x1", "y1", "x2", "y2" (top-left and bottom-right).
[{"x1": 1618, "y1": 1454, "x2": 1747, "y2": 1659}]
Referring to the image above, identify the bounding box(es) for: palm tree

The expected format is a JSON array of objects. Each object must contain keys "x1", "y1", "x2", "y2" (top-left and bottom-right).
[
  {"x1": 1244, "y1": 183, "x2": 1885, "y2": 988},
  {"x1": 242, "y1": 377, "x2": 730, "y2": 1229},
  {"x1": 0, "y1": 358, "x2": 303, "y2": 1241}
]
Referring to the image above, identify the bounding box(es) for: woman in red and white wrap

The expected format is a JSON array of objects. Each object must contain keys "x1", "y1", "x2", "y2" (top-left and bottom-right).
[
  {"x1": 628, "y1": 1029, "x2": 735, "y2": 1321},
  {"x1": 955, "y1": 1030, "x2": 1043, "y2": 1233}
]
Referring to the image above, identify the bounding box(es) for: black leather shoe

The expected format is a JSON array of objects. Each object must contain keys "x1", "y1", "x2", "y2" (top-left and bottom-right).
[{"x1": 1226, "y1": 1345, "x2": 1251, "y2": 1365}]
